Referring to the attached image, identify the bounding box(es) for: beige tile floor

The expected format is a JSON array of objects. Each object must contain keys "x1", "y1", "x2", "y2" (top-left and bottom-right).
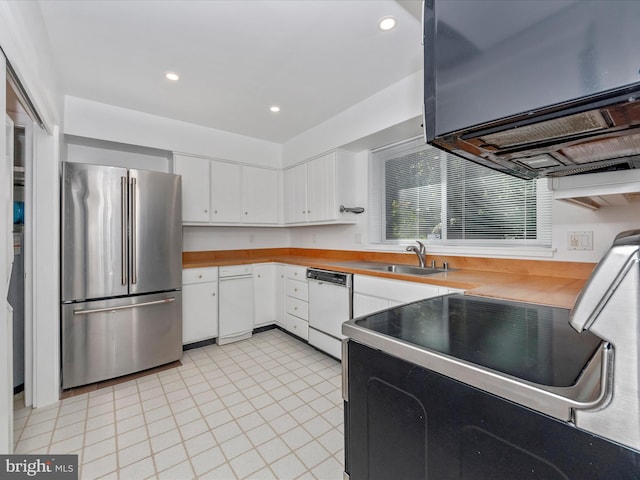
[{"x1": 13, "y1": 329, "x2": 344, "y2": 479}]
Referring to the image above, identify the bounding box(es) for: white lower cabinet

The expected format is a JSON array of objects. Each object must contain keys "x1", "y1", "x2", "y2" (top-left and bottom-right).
[
  {"x1": 284, "y1": 265, "x2": 309, "y2": 340},
  {"x1": 254, "y1": 263, "x2": 277, "y2": 328},
  {"x1": 183, "y1": 264, "x2": 462, "y2": 352},
  {"x1": 218, "y1": 265, "x2": 254, "y2": 345},
  {"x1": 274, "y1": 264, "x2": 285, "y2": 328},
  {"x1": 353, "y1": 293, "x2": 389, "y2": 318},
  {"x1": 285, "y1": 314, "x2": 309, "y2": 340},
  {"x1": 353, "y1": 275, "x2": 461, "y2": 318},
  {"x1": 182, "y1": 267, "x2": 219, "y2": 344}
]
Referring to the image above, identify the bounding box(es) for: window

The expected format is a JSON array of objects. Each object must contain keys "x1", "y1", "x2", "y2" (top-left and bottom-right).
[{"x1": 369, "y1": 137, "x2": 552, "y2": 247}]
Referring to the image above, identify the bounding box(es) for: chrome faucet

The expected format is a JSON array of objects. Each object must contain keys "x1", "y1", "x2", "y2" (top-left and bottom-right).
[{"x1": 406, "y1": 241, "x2": 426, "y2": 268}]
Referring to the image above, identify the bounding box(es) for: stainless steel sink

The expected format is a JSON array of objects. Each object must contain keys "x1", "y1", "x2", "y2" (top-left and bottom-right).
[
  {"x1": 366, "y1": 264, "x2": 446, "y2": 275},
  {"x1": 329, "y1": 261, "x2": 448, "y2": 276}
]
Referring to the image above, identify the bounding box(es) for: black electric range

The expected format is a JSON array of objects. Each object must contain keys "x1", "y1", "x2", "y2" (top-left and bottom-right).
[
  {"x1": 343, "y1": 293, "x2": 609, "y2": 421},
  {"x1": 342, "y1": 294, "x2": 640, "y2": 480},
  {"x1": 351, "y1": 294, "x2": 602, "y2": 387}
]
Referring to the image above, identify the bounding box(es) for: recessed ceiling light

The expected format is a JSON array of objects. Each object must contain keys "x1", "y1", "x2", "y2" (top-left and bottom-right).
[
  {"x1": 270, "y1": 106, "x2": 281, "y2": 113},
  {"x1": 165, "y1": 72, "x2": 180, "y2": 81},
  {"x1": 378, "y1": 16, "x2": 397, "y2": 31}
]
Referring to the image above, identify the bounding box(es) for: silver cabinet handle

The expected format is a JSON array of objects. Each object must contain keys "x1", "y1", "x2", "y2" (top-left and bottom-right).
[
  {"x1": 121, "y1": 176, "x2": 128, "y2": 285},
  {"x1": 130, "y1": 176, "x2": 137, "y2": 284},
  {"x1": 73, "y1": 297, "x2": 175, "y2": 315}
]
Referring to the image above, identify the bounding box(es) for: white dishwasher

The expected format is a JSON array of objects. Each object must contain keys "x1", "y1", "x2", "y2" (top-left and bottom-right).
[
  {"x1": 218, "y1": 265, "x2": 254, "y2": 345},
  {"x1": 307, "y1": 268, "x2": 353, "y2": 360}
]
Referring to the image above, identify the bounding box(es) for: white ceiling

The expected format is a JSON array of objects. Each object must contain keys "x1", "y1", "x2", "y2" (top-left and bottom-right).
[{"x1": 38, "y1": 0, "x2": 423, "y2": 144}]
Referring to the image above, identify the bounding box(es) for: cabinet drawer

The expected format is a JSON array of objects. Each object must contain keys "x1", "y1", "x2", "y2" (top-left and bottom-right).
[
  {"x1": 285, "y1": 265, "x2": 307, "y2": 281},
  {"x1": 285, "y1": 279, "x2": 308, "y2": 300},
  {"x1": 286, "y1": 314, "x2": 309, "y2": 340},
  {"x1": 354, "y1": 274, "x2": 441, "y2": 303},
  {"x1": 183, "y1": 267, "x2": 219, "y2": 285},
  {"x1": 286, "y1": 296, "x2": 308, "y2": 321},
  {"x1": 220, "y1": 264, "x2": 253, "y2": 277}
]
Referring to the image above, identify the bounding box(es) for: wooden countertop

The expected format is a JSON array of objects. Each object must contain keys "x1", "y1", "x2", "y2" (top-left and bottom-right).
[{"x1": 183, "y1": 248, "x2": 594, "y2": 309}]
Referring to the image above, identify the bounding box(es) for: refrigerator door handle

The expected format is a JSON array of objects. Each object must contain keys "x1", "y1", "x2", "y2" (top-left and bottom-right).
[
  {"x1": 72, "y1": 297, "x2": 176, "y2": 315},
  {"x1": 121, "y1": 176, "x2": 128, "y2": 285},
  {"x1": 130, "y1": 176, "x2": 137, "y2": 285}
]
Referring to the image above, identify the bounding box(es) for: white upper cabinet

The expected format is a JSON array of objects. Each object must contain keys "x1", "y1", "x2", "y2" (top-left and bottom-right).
[
  {"x1": 284, "y1": 163, "x2": 308, "y2": 223},
  {"x1": 284, "y1": 150, "x2": 357, "y2": 225},
  {"x1": 174, "y1": 154, "x2": 210, "y2": 222},
  {"x1": 307, "y1": 152, "x2": 337, "y2": 222},
  {"x1": 211, "y1": 161, "x2": 241, "y2": 223},
  {"x1": 174, "y1": 153, "x2": 279, "y2": 225},
  {"x1": 243, "y1": 167, "x2": 279, "y2": 224},
  {"x1": 174, "y1": 149, "x2": 355, "y2": 227}
]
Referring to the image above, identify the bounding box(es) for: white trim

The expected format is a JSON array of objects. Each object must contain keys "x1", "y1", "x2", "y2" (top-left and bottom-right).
[
  {"x1": 2, "y1": 105, "x2": 14, "y2": 454},
  {"x1": 364, "y1": 242, "x2": 556, "y2": 260},
  {"x1": 31, "y1": 126, "x2": 60, "y2": 408},
  {"x1": 19, "y1": 119, "x2": 34, "y2": 408}
]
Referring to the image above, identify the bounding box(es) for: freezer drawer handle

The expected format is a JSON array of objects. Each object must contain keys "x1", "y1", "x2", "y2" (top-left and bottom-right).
[{"x1": 73, "y1": 297, "x2": 176, "y2": 315}]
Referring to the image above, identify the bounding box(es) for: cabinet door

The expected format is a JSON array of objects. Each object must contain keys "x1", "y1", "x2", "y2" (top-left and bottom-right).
[
  {"x1": 254, "y1": 264, "x2": 276, "y2": 327},
  {"x1": 307, "y1": 153, "x2": 336, "y2": 222},
  {"x1": 182, "y1": 282, "x2": 218, "y2": 344},
  {"x1": 353, "y1": 293, "x2": 390, "y2": 318},
  {"x1": 219, "y1": 275, "x2": 254, "y2": 342},
  {"x1": 243, "y1": 167, "x2": 279, "y2": 224},
  {"x1": 173, "y1": 154, "x2": 210, "y2": 222},
  {"x1": 211, "y1": 161, "x2": 241, "y2": 222},
  {"x1": 275, "y1": 264, "x2": 285, "y2": 328},
  {"x1": 284, "y1": 164, "x2": 308, "y2": 223}
]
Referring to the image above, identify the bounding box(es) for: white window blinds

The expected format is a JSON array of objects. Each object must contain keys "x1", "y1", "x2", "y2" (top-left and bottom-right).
[{"x1": 369, "y1": 137, "x2": 553, "y2": 247}]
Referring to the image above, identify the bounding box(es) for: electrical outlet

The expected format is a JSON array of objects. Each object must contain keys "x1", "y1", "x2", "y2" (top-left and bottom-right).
[{"x1": 568, "y1": 231, "x2": 593, "y2": 250}]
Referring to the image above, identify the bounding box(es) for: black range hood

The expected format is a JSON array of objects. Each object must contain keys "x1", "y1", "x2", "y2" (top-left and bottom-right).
[{"x1": 424, "y1": 0, "x2": 640, "y2": 180}]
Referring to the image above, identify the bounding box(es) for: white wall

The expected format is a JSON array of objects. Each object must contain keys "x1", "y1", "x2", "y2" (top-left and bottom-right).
[
  {"x1": 183, "y1": 226, "x2": 290, "y2": 252},
  {"x1": 0, "y1": 1, "x2": 62, "y2": 128},
  {"x1": 65, "y1": 96, "x2": 282, "y2": 168},
  {"x1": 64, "y1": 135, "x2": 171, "y2": 173},
  {"x1": 552, "y1": 201, "x2": 640, "y2": 262},
  {"x1": 282, "y1": 71, "x2": 423, "y2": 166}
]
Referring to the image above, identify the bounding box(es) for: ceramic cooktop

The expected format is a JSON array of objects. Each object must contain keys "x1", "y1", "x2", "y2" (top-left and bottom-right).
[{"x1": 353, "y1": 294, "x2": 603, "y2": 387}]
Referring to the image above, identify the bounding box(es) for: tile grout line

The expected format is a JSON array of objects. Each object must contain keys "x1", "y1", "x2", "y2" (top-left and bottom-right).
[{"x1": 12, "y1": 329, "x2": 344, "y2": 479}]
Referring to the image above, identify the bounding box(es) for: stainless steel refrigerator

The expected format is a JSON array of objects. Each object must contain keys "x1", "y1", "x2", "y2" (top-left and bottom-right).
[{"x1": 60, "y1": 162, "x2": 182, "y2": 390}]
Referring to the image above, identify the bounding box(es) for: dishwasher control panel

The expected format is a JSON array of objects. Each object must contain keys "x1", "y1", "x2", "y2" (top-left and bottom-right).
[{"x1": 306, "y1": 268, "x2": 352, "y2": 287}]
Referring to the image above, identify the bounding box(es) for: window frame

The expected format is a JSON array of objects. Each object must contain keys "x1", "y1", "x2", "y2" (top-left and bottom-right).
[{"x1": 368, "y1": 137, "x2": 553, "y2": 251}]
